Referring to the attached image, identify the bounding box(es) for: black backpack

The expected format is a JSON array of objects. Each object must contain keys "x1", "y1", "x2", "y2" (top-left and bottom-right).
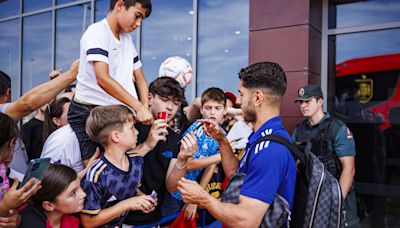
[
  {"x1": 264, "y1": 134, "x2": 345, "y2": 228},
  {"x1": 295, "y1": 117, "x2": 345, "y2": 179}
]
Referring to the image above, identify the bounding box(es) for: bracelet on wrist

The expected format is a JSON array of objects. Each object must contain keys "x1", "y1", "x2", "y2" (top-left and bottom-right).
[{"x1": 175, "y1": 159, "x2": 189, "y2": 170}]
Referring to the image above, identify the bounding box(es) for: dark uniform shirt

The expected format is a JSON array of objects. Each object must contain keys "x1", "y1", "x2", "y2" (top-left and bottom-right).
[
  {"x1": 292, "y1": 112, "x2": 359, "y2": 226},
  {"x1": 292, "y1": 112, "x2": 356, "y2": 157}
]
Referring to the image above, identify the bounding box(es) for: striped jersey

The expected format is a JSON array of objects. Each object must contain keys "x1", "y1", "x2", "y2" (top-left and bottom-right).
[
  {"x1": 81, "y1": 152, "x2": 143, "y2": 227},
  {"x1": 75, "y1": 18, "x2": 141, "y2": 106}
]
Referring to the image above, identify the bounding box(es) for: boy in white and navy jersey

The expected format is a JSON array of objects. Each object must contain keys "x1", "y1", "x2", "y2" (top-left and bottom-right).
[
  {"x1": 68, "y1": 0, "x2": 153, "y2": 165},
  {"x1": 80, "y1": 105, "x2": 157, "y2": 227}
]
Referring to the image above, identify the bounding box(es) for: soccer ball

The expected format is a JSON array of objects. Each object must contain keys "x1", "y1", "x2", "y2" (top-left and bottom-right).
[{"x1": 159, "y1": 56, "x2": 193, "y2": 88}]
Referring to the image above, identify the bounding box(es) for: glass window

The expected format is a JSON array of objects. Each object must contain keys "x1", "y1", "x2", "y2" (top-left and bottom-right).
[
  {"x1": 95, "y1": 0, "x2": 109, "y2": 22},
  {"x1": 23, "y1": 0, "x2": 52, "y2": 13},
  {"x1": 22, "y1": 13, "x2": 52, "y2": 94},
  {"x1": 56, "y1": 4, "x2": 91, "y2": 71},
  {"x1": 197, "y1": 0, "x2": 248, "y2": 97},
  {"x1": 332, "y1": 29, "x2": 400, "y2": 123},
  {"x1": 329, "y1": 28, "x2": 400, "y2": 227},
  {"x1": 329, "y1": 0, "x2": 400, "y2": 29},
  {"x1": 335, "y1": 29, "x2": 400, "y2": 64},
  {"x1": 0, "y1": 0, "x2": 20, "y2": 19},
  {"x1": 141, "y1": 0, "x2": 193, "y2": 100},
  {"x1": 57, "y1": 0, "x2": 81, "y2": 5},
  {"x1": 0, "y1": 20, "x2": 20, "y2": 101}
]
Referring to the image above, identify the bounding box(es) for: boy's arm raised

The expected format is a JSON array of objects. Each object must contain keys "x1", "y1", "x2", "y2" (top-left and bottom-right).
[
  {"x1": 93, "y1": 61, "x2": 153, "y2": 125},
  {"x1": 166, "y1": 132, "x2": 198, "y2": 193},
  {"x1": 133, "y1": 119, "x2": 168, "y2": 156},
  {"x1": 5, "y1": 60, "x2": 79, "y2": 121},
  {"x1": 186, "y1": 154, "x2": 221, "y2": 171}
]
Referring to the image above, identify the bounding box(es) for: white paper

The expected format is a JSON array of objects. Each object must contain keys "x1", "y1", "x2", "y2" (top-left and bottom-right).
[{"x1": 226, "y1": 120, "x2": 252, "y2": 150}]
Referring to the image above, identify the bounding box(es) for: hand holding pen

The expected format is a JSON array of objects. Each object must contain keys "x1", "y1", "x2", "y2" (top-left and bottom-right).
[{"x1": 197, "y1": 119, "x2": 225, "y2": 141}]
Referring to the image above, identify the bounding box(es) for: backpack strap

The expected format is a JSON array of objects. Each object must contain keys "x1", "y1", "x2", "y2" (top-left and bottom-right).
[{"x1": 247, "y1": 134, "x2": 306, "y2": 166}]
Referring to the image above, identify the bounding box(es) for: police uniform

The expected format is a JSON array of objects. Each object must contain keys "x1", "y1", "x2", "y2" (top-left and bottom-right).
[{"x1": 292, "y1": 85, "x2": 360, "y2": 227}]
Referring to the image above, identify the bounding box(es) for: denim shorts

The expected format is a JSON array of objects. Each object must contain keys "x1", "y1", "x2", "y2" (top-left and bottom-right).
[{"x1": 68, "y1": 99, "x2": 100, "y2": 160}]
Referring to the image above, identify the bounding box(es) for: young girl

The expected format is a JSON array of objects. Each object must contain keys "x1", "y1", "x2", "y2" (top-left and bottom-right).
[
  {"x1": 19, "y1": 164, "x2": 86, "y2": 228},
  {"x1": 43, "y1": 97, "x2": 71, "y2": 141},
  {"x1": 0, "y1": 113, "x2": 41, "y2": 226}
]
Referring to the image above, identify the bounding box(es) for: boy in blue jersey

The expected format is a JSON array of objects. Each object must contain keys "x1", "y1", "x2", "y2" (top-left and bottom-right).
[
  {"x1": 170, "y1": 87, "x2": 226, "y2": 219},
  {"x1": 177, "y1": 62, "x2": 297, "y2": 227},
  {"x1": 80, "y1": 105, "x2": 157, "y2": 227}
]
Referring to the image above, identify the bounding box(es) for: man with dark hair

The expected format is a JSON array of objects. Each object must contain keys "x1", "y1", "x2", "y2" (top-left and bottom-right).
[
  {"x1": 0, "y1": 71, "x2": 11, "y2": 104},
  {"x1": 124, "y1": 77, "x2": 197, "y2": 227},
  {"x1": 176, "y1": 62, "x2": 297, "y2": 227},
  {"x1": 292, "y1": 84, "x2": 359, "y2": 227}
]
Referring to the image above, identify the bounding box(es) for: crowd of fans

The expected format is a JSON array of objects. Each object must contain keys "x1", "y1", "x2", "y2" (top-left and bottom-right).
[{"x1": 0, "y1": 0, "x2": 358, "y2": 227}]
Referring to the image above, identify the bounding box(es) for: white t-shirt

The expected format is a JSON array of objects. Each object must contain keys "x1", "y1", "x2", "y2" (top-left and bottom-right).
[
  {"x1": 75, "y1": 18, "x2": 142, "y2": 105},
  {"x1": 41, "y1": 124, "x2": 84, "y2": 172},
  {"x1": 0, "y1": 103, "x2": 29, "y2": 181}
]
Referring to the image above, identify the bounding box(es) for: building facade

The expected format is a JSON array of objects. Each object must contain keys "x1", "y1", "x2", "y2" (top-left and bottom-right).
[{"x1": 1, "y1": 0, "x2": 399, "y2": 226}]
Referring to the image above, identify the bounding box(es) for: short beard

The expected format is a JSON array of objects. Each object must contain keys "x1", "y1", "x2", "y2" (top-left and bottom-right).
[{"x1": 243, "y1": 102, "x2": 256, "y2": 123}]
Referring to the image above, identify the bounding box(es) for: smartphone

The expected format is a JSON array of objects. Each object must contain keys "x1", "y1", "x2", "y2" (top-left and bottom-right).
[
  {"x1": 150, "y1": 190, "x2": 158, "y2": 200},
  {"x1": 20, "y1": 158, "x2": 51, "y2": 188}
]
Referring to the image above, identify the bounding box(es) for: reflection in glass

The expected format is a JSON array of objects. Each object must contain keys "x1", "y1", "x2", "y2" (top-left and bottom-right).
[
  {"x1": 0, "y1": 20, "x2": 20, "y2": 101},
  {"x1": 0, "y1": 0, "x2": 20, "y2": 19},
  {"x1": 197, "y1": 0, "x2": 248, "y2": 96},
  {"x1": 56, "y1": 4, "x2": 91, "y2": 71},
  {"x1": 57, "y1": 0, "x2": 80, "y2": 5},
  {"x1": 329, "y1": 0, "x2": 400, "y2": 29},
  {"x1": 95, "y1": 0, "x2": 109, "y2": 22},
  {"x1": 23, "y1": 0, "x2": 52, "y2": 13},
  {"x1": 141, "y1": 0, "x2": 193, "y2": 100},
  {"x1": 335, "y1": 29, "x2": 400, "y2": 65},
  {"x1": 330, "y1": 29, "x2": 400, "y2": 227},
  {"x1": 22, "y1": 13, "x2": 52, "y2": 94},
  {"x1": 333, "y1": 29, "x2": 400, "y2": 124}
]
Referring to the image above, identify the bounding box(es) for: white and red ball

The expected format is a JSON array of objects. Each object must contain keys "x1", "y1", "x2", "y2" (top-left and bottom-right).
[{"x1": 159, "y1": 56, "x2": 192, "y2": 88}]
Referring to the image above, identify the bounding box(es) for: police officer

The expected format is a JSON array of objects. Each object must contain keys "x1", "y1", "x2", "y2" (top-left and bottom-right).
[{"x1": 292, "y1": 85, "x2": 359, "y2": 227}]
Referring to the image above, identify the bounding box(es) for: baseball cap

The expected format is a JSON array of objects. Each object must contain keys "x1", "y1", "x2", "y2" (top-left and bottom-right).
[
  {"x1": 295, "y1": 85, "x2": 323, "y2": 102},
  {"x1": 224, "y1": 91, "x2": 237, "y2": 105}
]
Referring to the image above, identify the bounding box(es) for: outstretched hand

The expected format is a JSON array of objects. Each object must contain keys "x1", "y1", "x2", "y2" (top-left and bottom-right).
[
  {"x1": 197, "y1": 119, "x2": 225, "y2": 141},
  {"x1": 126, "y1": 195, "x2": 157, "y2": 214},
  {"x1": 177, "y1": 177, "x2": 208, "y2": 206},
  {"x1": 177, "y1": 132, "x2": 198, "y2": 162}
]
